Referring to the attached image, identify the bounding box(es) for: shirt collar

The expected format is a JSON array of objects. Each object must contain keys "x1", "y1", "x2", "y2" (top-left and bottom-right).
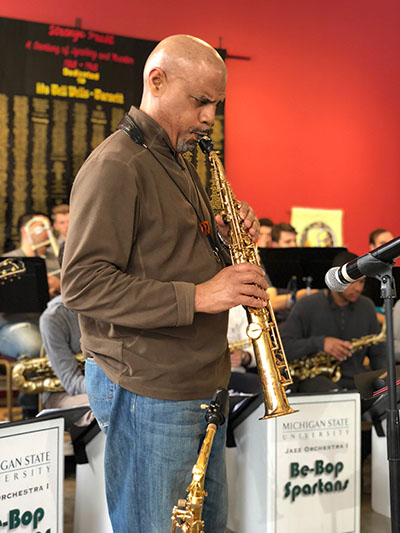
[{"x1": 327, "y1": 289, "x2": 355, "y2": 311}]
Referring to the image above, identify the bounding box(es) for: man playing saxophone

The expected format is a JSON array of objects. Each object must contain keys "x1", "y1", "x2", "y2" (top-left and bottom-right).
[
  {"x1": 281, "y1": 250, "x2": 387, "y2": 393},
  {"x1": 62, "y1": 35, "x2": 268, "y2": 533}
]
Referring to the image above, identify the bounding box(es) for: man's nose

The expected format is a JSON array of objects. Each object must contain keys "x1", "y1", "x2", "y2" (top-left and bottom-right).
[{"x1": 199, "y1": 104, "x2": 216, "y2": 126}]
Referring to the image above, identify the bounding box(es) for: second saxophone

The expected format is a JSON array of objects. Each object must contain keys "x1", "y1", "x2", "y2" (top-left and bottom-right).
[{"x1": 199, "y1": 136, "x2": 296, "y2": 419}]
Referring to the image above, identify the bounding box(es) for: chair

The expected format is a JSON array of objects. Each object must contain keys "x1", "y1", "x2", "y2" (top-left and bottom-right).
[{"x1": 0, "y1": 355, "x2": 18, "y2": 421}]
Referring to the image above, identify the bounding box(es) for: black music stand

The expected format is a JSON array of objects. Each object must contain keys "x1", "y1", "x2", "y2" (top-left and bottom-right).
[
  {"x1": 258, "y1": 247, "x2": 347, "y2": 289},
  {"x1": 0, "y1": 256, "x2": 49, "y2": 313}
]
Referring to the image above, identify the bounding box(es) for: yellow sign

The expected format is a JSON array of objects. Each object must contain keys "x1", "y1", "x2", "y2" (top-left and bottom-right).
[{"x1": 291, "y1": 207, "x2": 343, "y2": 247}]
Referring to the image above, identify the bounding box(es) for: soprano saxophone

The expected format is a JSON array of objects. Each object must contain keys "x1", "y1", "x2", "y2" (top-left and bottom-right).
[{"x1": 199, "y1": 136, "x2": 296, "y2": 419}]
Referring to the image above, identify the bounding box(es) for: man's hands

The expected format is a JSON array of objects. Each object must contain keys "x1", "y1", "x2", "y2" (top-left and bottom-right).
[
  {"x1": 216, "y1": 201, "x2": 260, "y2": 243},
  {"x1": 201, "y1": 201, "x2": 265, "y2": 314},
  {"x1": 231, "y1": 349, "x2": 251, "y2": 368},
  {"x1": 195, "y1": 263, "x2": 269, "y2": 314},
  {"x1": 323, "y1": 337, "x2": 352, "y2": 361}
]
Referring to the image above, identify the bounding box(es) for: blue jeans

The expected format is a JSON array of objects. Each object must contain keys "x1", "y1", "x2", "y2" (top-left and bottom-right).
[
  {"x1": 85, "y1": 358, "x2": 228, "y2": 533},
  {"x1": 0, "y1": 321, "x2": 42, "y2": 359}
]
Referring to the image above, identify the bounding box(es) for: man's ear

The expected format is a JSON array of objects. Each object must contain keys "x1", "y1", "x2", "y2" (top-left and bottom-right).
[{"x1": 148, "y1": 67, "x2": 167, "y2": 96}]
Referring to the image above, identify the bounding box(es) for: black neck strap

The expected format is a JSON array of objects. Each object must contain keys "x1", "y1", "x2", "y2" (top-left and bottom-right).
[
  {"x1": 118, "y1": 114, "x2": 146, "y2": 146},
  {"x1": 117, "y1": 113, "x2": 224, "y2": 264}
]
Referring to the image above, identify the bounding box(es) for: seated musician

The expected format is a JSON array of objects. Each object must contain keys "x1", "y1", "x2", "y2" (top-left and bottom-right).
[
  {"x1": 364, "y1": 227, "x2": 395, "y2": 327},
  {"x1": 263, "y1": 222, "x2": 317, "y2": 324},
  {"x1": 257, "y1": 217, "x2": 274, "y2": 249},
  {"x1": 38, "y1": 244, "x2": 92, "y2": 425},
  {"x1": 0, "y1": 213, "x2": 61, "y2": 357},
  {"x1": 1, "y1": 212, "x2": 60, "y2": 417},
  {"x1": 3, "y1": 212, "x2": 61, "y2": 296},
  {"x1": 39, "y1": 294, "x2": 92, "y2": 424},
  {"x1": 280, "y1": 250, "x2": 387, "y2": 393},
  {"x1": 369, "y1": 228, "x2": 394, "y2": 250},
  {"x1": 51, "y1": 204, "x2": 70, "y2": 247}
]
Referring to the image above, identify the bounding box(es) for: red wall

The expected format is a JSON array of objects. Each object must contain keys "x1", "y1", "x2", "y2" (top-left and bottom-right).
[{"x1": 1, "y1": 0, "x2": 399, "y2": 255}]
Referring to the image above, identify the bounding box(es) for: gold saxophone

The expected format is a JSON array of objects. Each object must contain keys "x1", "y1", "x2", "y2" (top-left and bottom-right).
[
  {"x1": 199, "y1": 136, "x2": 296, "y2": 419},
  {"x1": 289, "y1": 322, "x2": 386, "y2": 383},
  {"x1": 12, "y1": 353, "x2": 85, "y2": 393},
  {"x1": 171, "y1": 388, "x2": 228, "y2": 533}
]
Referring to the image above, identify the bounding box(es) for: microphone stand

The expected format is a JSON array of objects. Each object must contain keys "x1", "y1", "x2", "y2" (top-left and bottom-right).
[{"x1": 364, "y1": 258, "x2": 399, "y2": 533}]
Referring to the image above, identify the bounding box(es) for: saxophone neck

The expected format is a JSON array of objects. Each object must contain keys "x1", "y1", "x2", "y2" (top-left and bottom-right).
[
  {"x1": 186, "y1": 424, "x2": 216, "y2": 505},
  {"x1": 350, "y1": 322, "x2": 387, "y2": 352}
]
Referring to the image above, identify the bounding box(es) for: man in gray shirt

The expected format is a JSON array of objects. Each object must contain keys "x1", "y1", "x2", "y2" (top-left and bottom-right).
[
  {"x1": 39, "y1": 294, "x2": 90, "y2": 415},
  {"x1": 281, "y1": 251, "x2": 387, "y2": 392}
]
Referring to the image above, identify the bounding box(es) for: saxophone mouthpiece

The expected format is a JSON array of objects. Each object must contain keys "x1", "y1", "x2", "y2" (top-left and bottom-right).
[{"x1": 199, "y1": 135, "x2": 214, "y2": 155}]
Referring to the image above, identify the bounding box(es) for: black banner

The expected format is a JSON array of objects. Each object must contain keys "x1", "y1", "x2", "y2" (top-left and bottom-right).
[{"x1": 0, "y1": 17, "x2": 225, "y2": 253}]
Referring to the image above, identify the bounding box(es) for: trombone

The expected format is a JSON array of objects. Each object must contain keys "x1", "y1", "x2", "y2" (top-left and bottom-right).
[{"x1": 24, "y1": 216, "x2": 59, "y2": 262}]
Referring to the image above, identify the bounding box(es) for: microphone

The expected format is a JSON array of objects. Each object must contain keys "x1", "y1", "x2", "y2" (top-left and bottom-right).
[{"x1": 325, "y1": 236, "x2": 400, "y2": 292}]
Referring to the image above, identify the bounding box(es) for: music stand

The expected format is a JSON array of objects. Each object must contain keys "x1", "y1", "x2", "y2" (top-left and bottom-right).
[
  {"x1": 0, "y1": 257, "x2": 49, "y2": 313},
  {"x1": 258, "y1": 247, "x2": 347, "y2": 289}
]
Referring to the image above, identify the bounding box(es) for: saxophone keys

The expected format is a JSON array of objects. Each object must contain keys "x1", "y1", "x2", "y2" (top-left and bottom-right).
[{"x1": 246, "y1": 322, "x2": 263, "y2": 340}]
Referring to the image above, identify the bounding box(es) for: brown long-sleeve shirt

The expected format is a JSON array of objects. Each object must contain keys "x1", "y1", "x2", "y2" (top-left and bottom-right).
[{"x1": 61, "y1": 107, "x2": 230, "y2": 400}]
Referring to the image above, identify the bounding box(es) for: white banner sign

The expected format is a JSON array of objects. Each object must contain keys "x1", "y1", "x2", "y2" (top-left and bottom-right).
[
  {"x1": 227, "y1": 392, "x2": 361, "y2": 533},
  {"x1": 0, "y1": 417, "x2": 64, "y2": 532},
  {"x1": 275, "y1": 395, "x2": 360, "y2": 532}
]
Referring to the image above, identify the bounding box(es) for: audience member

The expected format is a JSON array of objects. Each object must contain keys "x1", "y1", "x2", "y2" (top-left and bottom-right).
[{"x1": 257, "y1": 218, "x2": 274, "y2": 248}]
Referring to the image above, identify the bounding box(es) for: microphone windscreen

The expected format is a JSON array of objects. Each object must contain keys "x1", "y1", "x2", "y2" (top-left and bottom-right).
[{"x1": 325, "y1": 267, "x2": 347, "y2": 292}]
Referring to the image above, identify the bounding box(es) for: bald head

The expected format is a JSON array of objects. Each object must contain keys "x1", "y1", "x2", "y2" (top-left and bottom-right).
[
  {"x1": 140, "y1": 35, "x2": 226, "y2": 152},
  {"x1": 143, "y1": 35, "x2": 226, "y2": 89}
]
